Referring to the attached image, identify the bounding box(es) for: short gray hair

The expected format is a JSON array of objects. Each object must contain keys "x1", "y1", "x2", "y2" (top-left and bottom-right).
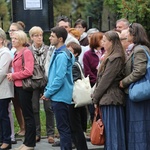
[
  {"x1": 0, "y1": 28, "x2": 6, "y2": 41},
  {"x1": 87, "y1": 28, "x2": 99, "y2": 36}
]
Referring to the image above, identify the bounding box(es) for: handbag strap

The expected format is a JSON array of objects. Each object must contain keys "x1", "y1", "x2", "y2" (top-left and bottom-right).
[
  {"x1": 94, "y1": 107, "x2": 103, "y2": 121},
  {"x1": 74, "y1": 62, "x2": 85, "y2": 79},
  {"x1": 22, "y1": 51, "x2": 25, "y2": 69},
  {"x1": 131, "y1": 45, "x2": 150, "y2": 70},
  {"x1": 141, "y1": 46, "x2": 150, "y2": 68}
]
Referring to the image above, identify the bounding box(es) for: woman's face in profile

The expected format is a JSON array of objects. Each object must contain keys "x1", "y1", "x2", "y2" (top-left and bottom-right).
[
  {"x1": 102, "y1": 35, "x2": 112, "y2": 52},
  {"x1": 127, "y1": 31, "x2": 133, "y2": 43},
  {"x1": 9, "y1": 25, "x2": 18, "y2": 38},
  {"x1": 11, "y1": 33, "x2": 20, "y2": 49}
]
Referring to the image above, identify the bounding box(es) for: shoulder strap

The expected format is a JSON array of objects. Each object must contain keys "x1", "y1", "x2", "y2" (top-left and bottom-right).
[
  {"x1": 140, "y1": 46, "x2": 150, "y2": 69},
  {"x1": 22, "y1": 51, "x2": 25, "y2": 69},
  {"x1": 74, "y1": 62, "x2": 85, "y2": 79}
]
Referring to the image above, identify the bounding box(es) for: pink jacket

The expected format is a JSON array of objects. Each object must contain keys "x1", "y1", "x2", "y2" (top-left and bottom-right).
[{"x1": 12, "y1": 47, "x2": 34, "y2": 87}]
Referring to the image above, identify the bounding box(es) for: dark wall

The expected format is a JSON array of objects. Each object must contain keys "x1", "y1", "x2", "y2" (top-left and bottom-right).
[{"x1": 12, "y1": 0, "x2": 54, "y2": 32}]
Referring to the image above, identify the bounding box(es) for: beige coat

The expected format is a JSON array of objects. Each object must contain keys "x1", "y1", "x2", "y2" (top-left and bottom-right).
[
  {"x1": 0, "y1": 47, "x2": 14, "y2": 99},
  {"x1": 122, "y1": 45, "x2": 150, "y2": 93}
]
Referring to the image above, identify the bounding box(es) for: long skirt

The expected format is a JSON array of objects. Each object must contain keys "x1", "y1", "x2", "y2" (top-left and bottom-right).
[
  {"x1": 101, "y1": 105, "x2": 126, "y2": 150},
  {"x1": 126, "y1": 95, "x2": 150, "y2": 150}
]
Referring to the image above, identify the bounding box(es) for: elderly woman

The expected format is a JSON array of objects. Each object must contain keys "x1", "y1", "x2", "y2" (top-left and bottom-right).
[
  {"x1": 0, "y1": 28, "x2": 14, "y2": 150},
  {"x1": 7, "y1": 30, "x2": 36, "y2": 150},
  {"x1": 28, "y1": 26, "x2": 54, "y2": 143}
]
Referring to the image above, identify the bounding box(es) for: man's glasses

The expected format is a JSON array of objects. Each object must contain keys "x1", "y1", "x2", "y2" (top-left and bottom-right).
[{"x1": 129, "y1": 23, "x2": 133, "y2": 28}]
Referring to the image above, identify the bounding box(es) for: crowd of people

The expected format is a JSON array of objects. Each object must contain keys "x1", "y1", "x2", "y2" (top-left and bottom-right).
[{"x1": 0, "y1": 16, "x2": 150, "y2": 150}]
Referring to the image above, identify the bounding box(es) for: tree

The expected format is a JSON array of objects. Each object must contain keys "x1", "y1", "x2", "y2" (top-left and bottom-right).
[
  {"x1": 53, "y1": 0, "x2": 93, "y2": 27},
  {"x1": 84, "y1": 0, "x2": 104, "y2": 30},
  {"x1": 0, "y1": 0, "x2": 10, "y2": 31},
  {"x1": 104, "y1": 0, "x2": 150, "y2": 37}
]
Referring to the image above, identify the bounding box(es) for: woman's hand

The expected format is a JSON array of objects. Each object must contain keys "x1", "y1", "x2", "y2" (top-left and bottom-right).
[
  {"x1": 7, "y1": 73, "x2": 13, "y2": 81},
  {"x1": 119, "y1": 80, "x2": 123, "y2": 88},
  {"x1": 94, "y1": 104, "x2": 98, "y2": 108}
]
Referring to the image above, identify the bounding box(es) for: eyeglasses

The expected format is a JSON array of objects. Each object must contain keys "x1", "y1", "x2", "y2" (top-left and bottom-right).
[
  {"x1": 120, "y1": 38, "x2": 127, "y2": 41},
  {"x1": 33, "y1": 34, "x2": 43, "y2": 37},
  {"x1": 8, "y1": 29, "x2": 17, "y2": 33},
  {"x1": 129, "y1": 23, "x2": 133, "y2": 28},
  {"x1": 75, "y1": 26, "x2": 83, "y2": 29}
]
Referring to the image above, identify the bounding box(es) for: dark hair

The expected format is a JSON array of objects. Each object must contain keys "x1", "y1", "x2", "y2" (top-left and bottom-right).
[
  {"x1": 56, "y1": 15, "x2": 71, "y2": 26},
  {"x1": 74, "y1": 19, "x2": 87, "y2": 31},
  {"x1": 67, "y1": 42, "x2": 81, "y2": 56},
  {"x1": 129, "y1": 23, "x2": 150, "y2": 48},
  {"x1": 89, "y1": 32, "x2": 103, "y2": 50},
  {"x1": 11, "y1": 21, "x2": 25, "y2": 30},
  {"x1": 51, "y1": 26, "x2": 68, "y2": 42}
]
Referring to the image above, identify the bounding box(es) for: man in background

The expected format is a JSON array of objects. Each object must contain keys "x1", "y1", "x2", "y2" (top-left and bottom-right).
[{"x1": 116, "y1": 18, "x2": 129, "y2": 32}]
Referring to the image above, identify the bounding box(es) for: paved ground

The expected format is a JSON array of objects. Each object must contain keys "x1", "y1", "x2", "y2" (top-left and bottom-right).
[{"x1": 11, "y1": 137, "x2": 104, "y2": 150}]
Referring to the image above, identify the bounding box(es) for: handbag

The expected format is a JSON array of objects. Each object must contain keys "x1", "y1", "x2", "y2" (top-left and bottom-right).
[
  {"x1": 72, "y1": 62, "x2": 92, "y2": 107},
  {"x1": 129, "y1": 46, "x2": 150, "y2": 102},
  {"x1": 22, "y1": 51, "x2": 47, "y2": 91},
  {"x1": 90, "y1": 107, "x2": 105, "y2": 145}
]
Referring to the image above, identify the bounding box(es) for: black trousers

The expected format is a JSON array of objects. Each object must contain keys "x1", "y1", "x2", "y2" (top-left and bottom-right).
[
  {"x1": 15, "y1": 87, "x2": 36, "y2": 147},
  {"x1": 0, "y1": 98, "x2": 11, "y2": 144},
  {"x1": 69, "y1": 105, "x2": 88, "y2": 150}
]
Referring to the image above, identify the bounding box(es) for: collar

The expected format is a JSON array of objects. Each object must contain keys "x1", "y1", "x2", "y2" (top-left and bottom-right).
[{"x1": 55, "y1": 45, "x2": 66, "y2": 53}]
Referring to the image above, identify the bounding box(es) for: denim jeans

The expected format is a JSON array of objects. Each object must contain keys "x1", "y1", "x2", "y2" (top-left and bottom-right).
[
  {"x1": 51, "y1": 101, "x2": 72, "y2": 150},
  {"x1": 0, "y1": 98, "x2": 11, "y2": 144}
]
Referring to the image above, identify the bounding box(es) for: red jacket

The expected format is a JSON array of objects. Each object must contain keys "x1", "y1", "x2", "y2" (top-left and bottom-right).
[{"x1": 12, "y1": 47, "x2": 34, "y2": 87}]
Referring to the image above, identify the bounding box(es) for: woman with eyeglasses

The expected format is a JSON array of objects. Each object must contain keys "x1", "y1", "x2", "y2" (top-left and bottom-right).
[
  {"x1": 8, "y1": 21, "x2": 26, "y2": 141},
  {"x1": 74, "y1": 19, "x2": 89, "y2": 46},
  {"x1": 28, "y1": 26, "x2": 55, "y2": 144},
  {"x1": 120, "y1": 23, "x2": 150, "y2": 150}
]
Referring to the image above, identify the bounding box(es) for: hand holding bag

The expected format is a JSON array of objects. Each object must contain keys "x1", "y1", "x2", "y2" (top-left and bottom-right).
[
  {"x1": 73, "y1": 62, "x2": 92, "y2": 107},
  {"x1": 129, "y1": 46, "x2": 150, "y2": 102},
  {"x1": 90, "y1": 107, "x2": 105, "y2": 145}
]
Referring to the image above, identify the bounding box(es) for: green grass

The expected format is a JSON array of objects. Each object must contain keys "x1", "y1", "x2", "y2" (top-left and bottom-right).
[
  {"x1": 12, "y1": 108, "x2": 47, "y2": 136},
  {"x1": 12, "y1": 105, "x2": 91, "y2": 136}
]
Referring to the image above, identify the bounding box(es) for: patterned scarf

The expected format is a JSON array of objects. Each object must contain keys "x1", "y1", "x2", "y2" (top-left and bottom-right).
[{"x1": 32, "y1": 44, "x2": 46, "y2": 67}]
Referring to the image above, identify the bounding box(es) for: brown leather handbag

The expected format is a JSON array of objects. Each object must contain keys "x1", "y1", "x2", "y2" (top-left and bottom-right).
[{"x1": 90, "y1": 107, "x2": 105, "y2": 145}]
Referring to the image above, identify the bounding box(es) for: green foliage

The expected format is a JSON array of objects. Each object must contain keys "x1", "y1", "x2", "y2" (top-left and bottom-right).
[
  {"x1": 0, "y1": 0, "x2": 10, "y2": 31},
  {"x1": 53, "y1": 0, "x2": 96, "y2": 27},
  {"x1": 104, "y1": 0, "x2": 150, "y2": 37},
  {"x1": 84, "y1": 0, "x2": 104, "y2": 29}
]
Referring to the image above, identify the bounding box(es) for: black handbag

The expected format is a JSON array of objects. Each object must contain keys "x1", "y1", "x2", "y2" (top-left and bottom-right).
[{"x1": 22, "y1": 51, "x2": 47, "y2": 91}]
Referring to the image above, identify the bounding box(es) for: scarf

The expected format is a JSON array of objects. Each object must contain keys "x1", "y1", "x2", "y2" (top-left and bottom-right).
[{"x1": 32, "y1": 44, "x2": 46, "y2": 67}]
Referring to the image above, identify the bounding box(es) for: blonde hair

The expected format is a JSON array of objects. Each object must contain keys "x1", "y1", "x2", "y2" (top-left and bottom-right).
[
  {"x1": 12, "y1": 30, "x2": 28, "y2": 47},
  {"x1": 29, "y1": 26, "x2": 43, "y2": 37}
]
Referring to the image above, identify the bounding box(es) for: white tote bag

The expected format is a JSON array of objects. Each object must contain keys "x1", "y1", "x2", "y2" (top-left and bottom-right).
[{"x1": 73, "y1": 62, "x2": 92, "y2": 107}]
